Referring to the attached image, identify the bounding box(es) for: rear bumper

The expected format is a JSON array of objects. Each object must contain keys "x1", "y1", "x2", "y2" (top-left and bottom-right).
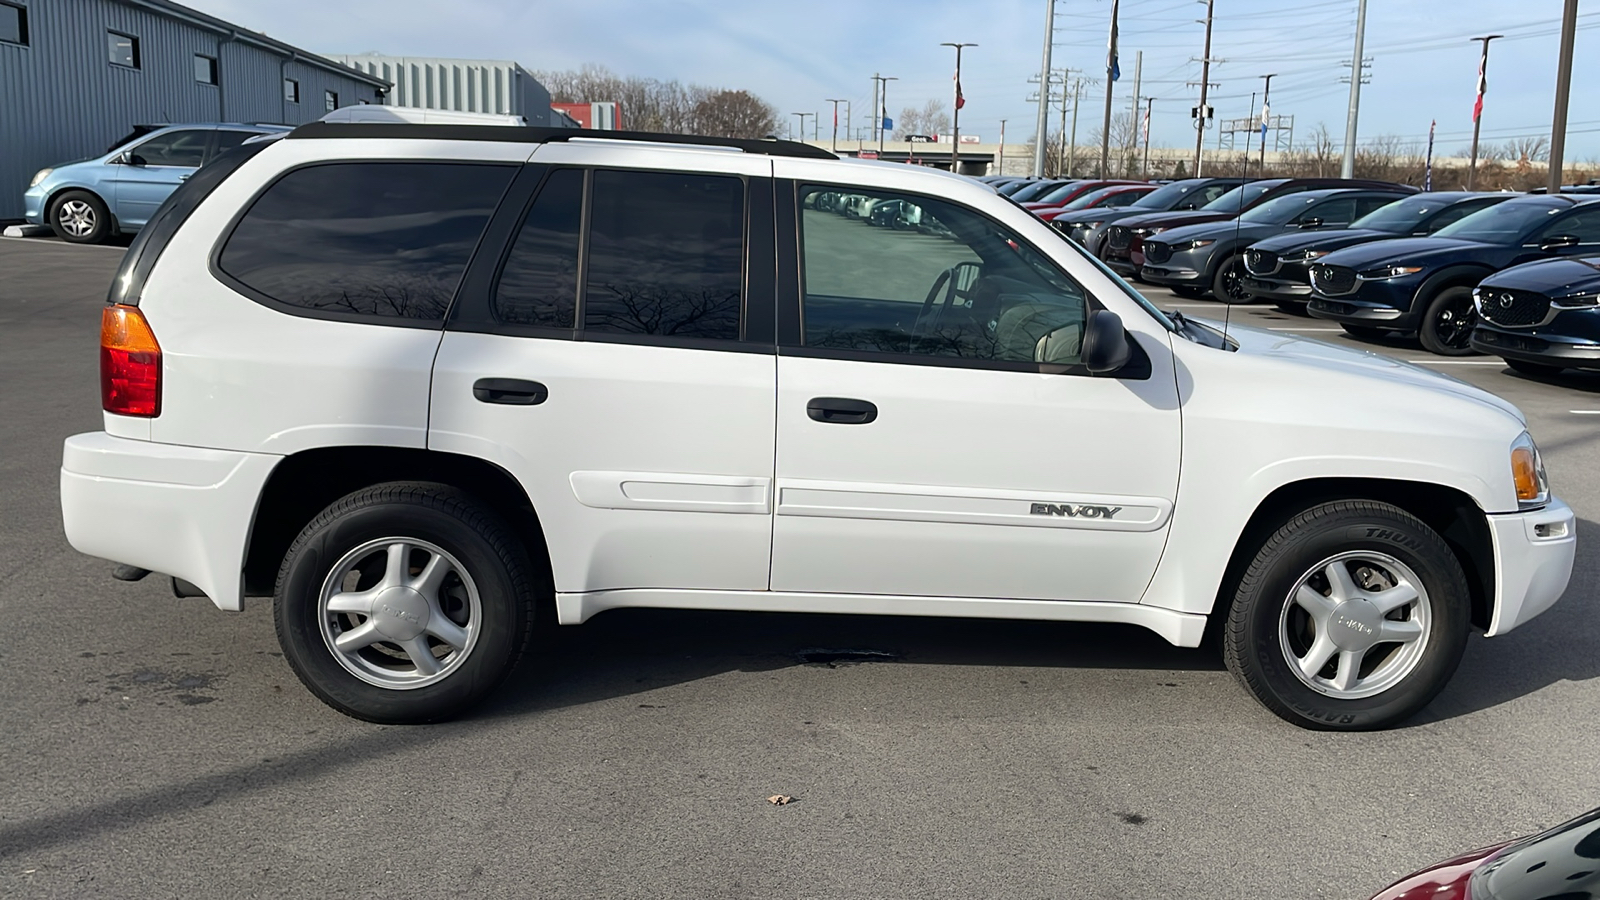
[
  {"x1": 59, "y1": 432, "x2": 281, "y2": 610},
  {"x1": 1486, "y1": 498, "x2": 1577, "y2": 636}
]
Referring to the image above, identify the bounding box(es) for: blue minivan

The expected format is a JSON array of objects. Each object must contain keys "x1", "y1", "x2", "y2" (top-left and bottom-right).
[{"x1": 24, "y1": 123, "x2": 288, "y2": 243}]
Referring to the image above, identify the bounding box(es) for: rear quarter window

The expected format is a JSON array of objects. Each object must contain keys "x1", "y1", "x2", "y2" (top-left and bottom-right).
[{"x1": 216, "y1": 161, "x2": 516, "y2": 324}]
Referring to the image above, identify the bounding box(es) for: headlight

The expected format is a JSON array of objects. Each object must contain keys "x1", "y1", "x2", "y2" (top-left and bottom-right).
[
  {"x1": 1132, "y1": 226, "x2": 1168, "y2": 236},
  {"x1": 1510, "y1": 432, "x2": 1549, "y2": 509},
  {"x1": 1359, "y1": 265, "x2": 1425, "y2": 280},
  {"x1": 1170, "y1": 239, "x2": 1215, "y2": 252},
  {"x1": 29, "y1": 168, "x2": 53, "y2": 187},
  {"x1": 1551, "y1": 292, "x2": 1600, "y2": 309},
  {"x1": 1296, "y1": 249, "x2": 1329, "y2": 261}
]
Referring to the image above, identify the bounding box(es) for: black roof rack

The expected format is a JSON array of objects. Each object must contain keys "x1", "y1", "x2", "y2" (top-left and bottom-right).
[{"x1": 285, "y1": 122, "x2": 837, "y2": 160}]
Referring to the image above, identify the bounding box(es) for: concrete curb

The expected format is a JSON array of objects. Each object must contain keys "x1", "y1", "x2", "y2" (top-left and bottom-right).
[{"x1": 2, "y1": 224, "x2": 52, "y2": 238}]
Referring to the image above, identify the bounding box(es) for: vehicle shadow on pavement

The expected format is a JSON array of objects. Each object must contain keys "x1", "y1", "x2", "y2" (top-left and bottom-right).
[
  {"x1": 1410, "y1": 516, "x2": 1600, "y2": 727},
  {"x1": 481, "y1": 610, "x2": 1225, "y2": 720}
]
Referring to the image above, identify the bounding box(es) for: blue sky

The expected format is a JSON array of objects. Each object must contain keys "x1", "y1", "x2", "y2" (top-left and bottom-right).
[{"x1": 196, "y1": 0, "x2": 1596, "y2": 158}]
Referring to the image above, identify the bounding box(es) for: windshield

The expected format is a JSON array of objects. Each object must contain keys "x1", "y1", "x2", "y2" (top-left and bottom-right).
[
  {"x1": 995, "y1": 180, "x2": 1035, "y2": 197},
  {"x1": 1010, "y1": 181, "x2": 1068, "y2": 202},
  {"x1": 1349, "y1": 196, "x2": 1442, "y2": 232},
  {"x1": 1201, "y1": 182, "x2": 1276, "y2": 214},
  {"x1": 1133, "y1": 180, "x2": 1202, "y2": 209},
  {"x1": 1035, "y1": 182, "x2": 1094, "y2": 205},
  {"x1": 1060, "y1": 187, "x2": 1123, "y2": 211},
  {"x1": 1434, "y1": 200, "x2": 1567, "y2": 244},
  {"x1": 1236, "y1": 194, "x2": 1320, "y2": 225}
]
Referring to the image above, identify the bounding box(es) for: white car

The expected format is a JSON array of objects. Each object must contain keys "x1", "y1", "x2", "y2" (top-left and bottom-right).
[{"x1": 60, "y1": 123, "x2": 1576, "y2": 729}]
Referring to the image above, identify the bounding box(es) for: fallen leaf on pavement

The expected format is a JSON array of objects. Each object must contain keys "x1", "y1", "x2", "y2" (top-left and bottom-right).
[{"x1": 767, "y1": 795, "x2": 794, "y2": 805}]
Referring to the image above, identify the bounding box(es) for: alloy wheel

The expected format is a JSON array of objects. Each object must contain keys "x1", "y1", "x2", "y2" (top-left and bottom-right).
[{"x1": 1278, "y1": 551, "x2": 1432, "y2": 699}]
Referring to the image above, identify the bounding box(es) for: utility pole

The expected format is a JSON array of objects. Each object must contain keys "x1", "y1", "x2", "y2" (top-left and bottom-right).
[
  {"x1": 1258, "y1": 73, "x2": 1275, "y2": 171},
  {"x1": 1339, "y1": 0, "x2": 1368, "y2": 178},
  {"x1": 1192, "y1": 0, "x2": 1215, "y2": 177},
  {"x1": 1127, "y1": 50, "x2": 1141, "y2": 175},
  {"x1": 942, "y1": 42, "x2": 977, "y2": 174},
  {"x1": 845, "y1": 100, "x2": 852, "y2": 147},
  {"x1": 878, "y1": 76, "x2": 897, "y2": 154},
  {"x1": 1099, "y1": 0, "x2": 1121, "y2": 178},
  {"x1": 999, "y1": 118, "x2": 1008, "y2": 174},
  {"x1": 1034, "y1": 0, "x2": 1056, "y2": 176},
  {"x1": 1058, "y1": 72, "x2": 1071, "y2": 176},
  {"x1": 1141, "y1": 97, "x2": 1154, "y2": 178},
  {"x1": 1069, "y1": 78, "x2": 1084, "y2": 178},
  {"x1": 825, "y1": 99, "x2": 845, "y2": 153},
  {"x1": 1548, "y1": 0, "x2": 1578, "y2": 193},
  {"x1": 870, "y1": 74, "x2": 881, "y2": 144},
  {"x1": 1466, "y1": 35, "x2": 1502, "y2": 190},
  {"x1": 792, "y1": 112, "x2": 813, "y2": 146},
  {"x1": 1245, "y1": 91, "x2": 1256, "y2": 177}
]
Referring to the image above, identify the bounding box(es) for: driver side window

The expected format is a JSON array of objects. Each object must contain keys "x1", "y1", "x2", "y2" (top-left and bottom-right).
[
  {"x1": 1538, "y1": 211, "x2": 1600, "y2": 245},
  {"x1": 798, "y1": 186, "x2": 1087, "y2": 366}
]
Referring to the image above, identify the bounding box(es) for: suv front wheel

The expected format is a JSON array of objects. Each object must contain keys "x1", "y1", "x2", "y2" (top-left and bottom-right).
[
  {"x1": 1223, "y1": 500, "x2": 1469, "y2": 730},
  {"x1": 274, "y1": 482, "x2": 536, "y2": 723},
  {"x1": 49, "y1": 190, "x2": 113, "y2": 244}
]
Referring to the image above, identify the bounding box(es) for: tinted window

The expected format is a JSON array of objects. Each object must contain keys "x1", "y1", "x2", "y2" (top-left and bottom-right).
[
  {"x1": 1306, "y1": 197, "x2": 1358, "y2": 224},
  {"x1": 582, "y1": 170, "x2": 744, "y2": 341},
  {"x1": 1538, "y1": 210, "x2": 1600, "y2": 244},
  {"x1": 494, "y1": 169, "x2": 582, "y2": 328},
  {"x1": 219, "y1": 162, "x2": 514, "y2": 322},
  {"x1": 1423, "y1": 200, "x2": 1496, "y2": 232},
  {"x1": 132, "y1": 130, "x2": 209, "y2": 167},
  {"x1": 1436, "y1": 200, "x2": 1570, "y2": 244},
  {"x1": 799, "y1": 185, "x2": 1087, "y2": 365},
  {"x1": 1099, "y1": 190, "x2": 1147, "y2": 208},
  {"x1": 1352, "y1": 195, "x2": 1447, "y2": 232},
  {"x1": 211, "y1": 130, "x2": 255, "y2": 158},
  {"x1": 1352, "y1": 196, "x2": 1397, "y2": 219},
  {"x1": 107, "y1": 31, "x2": 138, "y2": 68},
  {"x1": 1238, "y1": 194, "x2": 1320, "y2": 225},
  {"x1": 1, "y1": 3, "x2": 27, "y2": 45},
  {"x1": 1202, "y1": 182, "x2": 1277, "y2": 213}
]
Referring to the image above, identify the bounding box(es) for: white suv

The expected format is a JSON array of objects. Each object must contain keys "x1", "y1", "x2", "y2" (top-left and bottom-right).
[{"x1": 61, "y1": 123, "x2": 1576, "y2": 729}]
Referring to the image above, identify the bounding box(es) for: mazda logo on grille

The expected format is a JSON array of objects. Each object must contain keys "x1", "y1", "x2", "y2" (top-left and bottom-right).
[{"x1": 1498, "y1": 293, "x2": 1515, "y2": 309}]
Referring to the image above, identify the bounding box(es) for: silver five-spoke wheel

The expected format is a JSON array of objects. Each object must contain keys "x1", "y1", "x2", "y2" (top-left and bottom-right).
[
  {"x1": 58, "y1": 200, "x2": 97, "y2": 238},
  {"x1": 1278, "y1": 551, "x2": 1431, "y2": 700},
  {"x1": 318, "y1": 537, "x2": 482, "y2": 690}
]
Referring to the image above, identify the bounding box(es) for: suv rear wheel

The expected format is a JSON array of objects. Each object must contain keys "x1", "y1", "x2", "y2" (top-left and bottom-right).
[
  {"x1": 274, "y1": 482, "x2": 536, "y2": 723},
  {"x1": 49, "y1": 190, "x2": 112, "y2": 244},
  {"x1": 1222, "y1": 500, "x2": 1469, "y2": 730}
]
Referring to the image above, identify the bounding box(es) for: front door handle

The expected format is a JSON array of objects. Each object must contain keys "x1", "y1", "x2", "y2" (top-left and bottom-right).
[
  {"x1": 473, "y1": 378, "x2": 548, "y2": 406},
  {"x1": 806, "y1": 397, "x2": 877, "y2": 425}
]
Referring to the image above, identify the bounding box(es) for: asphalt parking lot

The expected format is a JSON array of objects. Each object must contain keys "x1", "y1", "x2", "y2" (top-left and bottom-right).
[{"x1": 1, "y1": 235, "x2": 1595, "y2": 900}]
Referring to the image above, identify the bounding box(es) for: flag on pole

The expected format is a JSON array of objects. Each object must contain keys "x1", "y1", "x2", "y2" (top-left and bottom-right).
[
  {"x1": 1424, "y1": 119, "x2": 1436, "y2": 191},
  {"x1": 1141, "y1": 104, "x2": 1150, "y2": 142},
  {"x1": 1108, "y1": 0, "x2": 1121, "y2": 82},
  {"x1": 1259, "y1": 101, "x2": 1270, "y2": 136},
  {"x1": 1472, "y1": 52, "x2": 1487, "y2": 122},
  {"x1": 954, "y1": 71, "x2": 965, "y2": 110}
]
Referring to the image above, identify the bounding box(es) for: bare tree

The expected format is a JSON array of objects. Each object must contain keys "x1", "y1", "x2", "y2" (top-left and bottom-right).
[
  {"x1": 893, "y1": 100, "x2": 949, "y2": 140},
  {"x1": 690, "y1": 89, "x2": 779, "y2": 139},
  {"x1": 536, "y1": 64, "x2": 776, "y2": 137}
]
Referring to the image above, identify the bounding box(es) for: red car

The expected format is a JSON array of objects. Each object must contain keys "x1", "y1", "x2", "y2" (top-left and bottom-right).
[
  {"x1": 1369, "y1": 806, "x2": 1600, "y2": 900},
  {"x1": 1021, "y1": 179, "x2": 1147, "y2": 215},
  {"x1": 1035, "y1": 184, "x2": 1157, "y2": 223}
]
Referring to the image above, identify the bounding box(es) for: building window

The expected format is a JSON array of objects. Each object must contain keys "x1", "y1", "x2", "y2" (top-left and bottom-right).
[
  {"x1": 107, "y1": 30, "x2": 139, "y2": 69},
  {"x1": 324, "y1": 90, "x2": 338, "y2": 112},
  {"x1": 284, "y1": 78, "x2": 299, "y2": 103},
  {"x1": 194, "y1": 54, "x2": 217, "y2": 85},
  {"x1": 0, "y1": 2, "x2": 27, "y2": 46}
]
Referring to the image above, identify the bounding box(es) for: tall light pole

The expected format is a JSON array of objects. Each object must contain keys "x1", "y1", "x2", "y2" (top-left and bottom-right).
[
  {"x1": 870, "y1": 74, "x2": 881, "y2": 144},
  {"x1": 793, "y1": 112, "x2": 813, "y2": 144},
  {"x1": 1258, "y1": 73, "x2": 1276, "y2": 171},
  {"x1": 942, "y1": 42, "x2": 977, "y2": 174},
  {"x1": 1466, "y1": 34, "x2": 1503, "y2": 190},
  {"x1": 1339, "y1": 0, "x2": 1368, "y2": 178},
  {"x1": 1099, "y1": 0, "x2": 1120, "y2": 178},
  {"x1": 1034, "y1": 0, "x2": 1056, "y2": 176},
  {"x1": 1548, "y1": 0, "x2": 1578, "y2": 193},
  {"x1": 878, "y1": 75, "x2": 898, "y2": 154},
  {"x1": 1140, "y1": 97, "x2": 1154, "y2": 178},
  {"x1": 1192, "y1": 0, "x2": 1215, "y2": 177},
  {"x1": 999, "y1": 118, "x2": 1008, "y2": 175},
  {"x1": 825, "y1": 99, "x2": 845, "y2": 153}
]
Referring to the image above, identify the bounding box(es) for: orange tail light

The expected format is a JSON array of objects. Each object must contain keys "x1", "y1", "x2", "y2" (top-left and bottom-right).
[{"x1": 100, "y1": 305, "x2": 161, "y2": 417}]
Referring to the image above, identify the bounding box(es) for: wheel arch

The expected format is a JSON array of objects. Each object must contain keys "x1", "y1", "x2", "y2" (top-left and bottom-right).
[
  {"x1": 1210, "y1": 477, "x2": 1495, "y2": 639},
  {"x1": 1410, "y1": 264, "x2": 1494, "y2": 313},
  {"x1": 243, "y1": 446, "x2": 551, "y2": 599}
]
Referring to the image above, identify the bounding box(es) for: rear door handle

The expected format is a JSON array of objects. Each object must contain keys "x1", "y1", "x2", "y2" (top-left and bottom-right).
[
  {"x1": 806, "y1": 397, "x2": 877, "y2": 425},
  {"x1": 473, "y1": 378, "x2": 548, "y2": 406}
]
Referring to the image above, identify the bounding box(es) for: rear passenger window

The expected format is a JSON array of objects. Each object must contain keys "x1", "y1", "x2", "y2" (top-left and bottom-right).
[
  {"x1": 582, "y1": 170, "x2": 744, "y2": 341},
  {"x1": 494, "y1": 169, "x2": 582, "y2": 328},
  {"x1": 219, "y1": 162, "x2": 514, "y2": 322}
]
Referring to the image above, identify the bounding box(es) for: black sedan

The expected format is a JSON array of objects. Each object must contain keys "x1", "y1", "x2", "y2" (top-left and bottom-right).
[
  {"x1": 1139, "y1": 188, "x2": 1410, "y2": 302},
  {"x1": 1367, "y1": 805, "x2": 1600, "y2": 900},
  {"x1": 1471, "y1": 255, "x2": 1600, "y2": 375},
  {"x1": 1308, "y1": 194, "x2": 1600, "y2": 355},
  {"x1": 1242, "y1": 192, "x2": 1508, "y2": 310},
  {"x1": 1050, "y1": 177, "x2": 1245, "y2": 254}
]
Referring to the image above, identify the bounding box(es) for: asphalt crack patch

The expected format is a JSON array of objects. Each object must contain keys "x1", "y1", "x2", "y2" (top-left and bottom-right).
[{"x1": 796, "y1": 648, "x2": 901, "y2": 668}]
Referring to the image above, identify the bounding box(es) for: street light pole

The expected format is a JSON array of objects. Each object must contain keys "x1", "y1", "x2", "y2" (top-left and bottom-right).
[
  {"x1": 1466, "y1": 34, "x2": 1503, "y2": 190},
  {"x1": 1258, "y1": 73, "x2": 1276, "y2": 171},
  {"x1": 825, "y1": 99, "x2": 844, "y2": 153},
  {"x1": 879, "y1": 75, "x2": 898, "y2": 155},
  {"x1": 1099, "y1": 0, "x2": 1120, "y2": 178},
  {"x1": 792, "y1": 112, "x2": 813, "y2": 145},
  {"x1": 999, "y1": 118, "x2": 1008, "y2": 175},
  {"x1": 1033, "y1": 0, "x2": 1056, "y2": 176},
  {"x1": 1548, "y1": 0, "x2": 1578, "y2": 193},
  {"x1": 941, "y1": 42, "x2": 977, "y2": 174}
]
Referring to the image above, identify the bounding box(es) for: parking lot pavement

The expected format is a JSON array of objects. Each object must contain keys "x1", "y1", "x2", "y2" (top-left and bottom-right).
[{"x1": 1, "y1": 237, "x2": 1595, "y2": 900}]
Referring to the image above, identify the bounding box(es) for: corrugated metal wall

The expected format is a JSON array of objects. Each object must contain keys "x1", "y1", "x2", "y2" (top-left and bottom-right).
[
  {"x1": 0, "y1": 0, "x2": 386, "y2": 221},
  {"x1": 331, "y1": 54, "x2": 558, "y2": 127}
]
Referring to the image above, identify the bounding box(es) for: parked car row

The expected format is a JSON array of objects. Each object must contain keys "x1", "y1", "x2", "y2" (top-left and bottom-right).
[{"x1": 806, "y1": 189, "x2": 957, "y2": 238}]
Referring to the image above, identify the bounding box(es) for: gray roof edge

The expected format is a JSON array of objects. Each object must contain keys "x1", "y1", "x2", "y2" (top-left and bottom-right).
[{"x1": 118, "y1": 0, "x2": 391, "y2": 89}]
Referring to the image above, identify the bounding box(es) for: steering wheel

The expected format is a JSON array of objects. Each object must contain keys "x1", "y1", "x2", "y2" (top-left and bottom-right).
[{"x1": 911, "y1": 262, "x2": 981, "y2": 344}]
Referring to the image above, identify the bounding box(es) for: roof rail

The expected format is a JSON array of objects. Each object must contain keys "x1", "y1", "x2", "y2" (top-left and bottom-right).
[{"x1": 285, "y1": 122, "x2": 838, "y2": 160}]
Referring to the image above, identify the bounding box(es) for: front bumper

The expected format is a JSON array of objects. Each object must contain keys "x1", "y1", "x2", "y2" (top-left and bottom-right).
[
  {"x1": 1141, "y1": 265, "x2": 1204, "y2": 284},
  {"x1": 23, "y1": 184, "x2": 47, "y2": 224},
  {"x1": 1307, "y1": 296, "x2": 1408, "y2": 325},
  {"x1": 60, "y1": 432, "x2": 282, "y2": 610},
  {"x1": 1486, "y1": 498, "x2": 1576, "y2": 636},
  {"x1": 1472, "y1": 325, "x2": 1600, "y2": 371}
]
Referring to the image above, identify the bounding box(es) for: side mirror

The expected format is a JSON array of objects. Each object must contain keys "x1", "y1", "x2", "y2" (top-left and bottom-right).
[
  {"x1": 1297, "y1": 216, "x2": 1324, "y2": 229},
  {"x1": 1539, "y1": 234, "x2": 1579, "y2": 251},
  {"x1": 122, "y1": 151, "x2": 146, "y2": 167},
  {"x1": 1080, "y1": 309, "x2": 1131, "y2": 375}
]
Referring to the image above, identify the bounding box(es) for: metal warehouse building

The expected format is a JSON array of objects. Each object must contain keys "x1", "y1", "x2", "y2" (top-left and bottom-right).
[
  {"x1": 329, "y1": 54, "x2": 567, "y2": 127},
  {"x1": 0, "y1": 0, "x2": 388, "y2": 221}
]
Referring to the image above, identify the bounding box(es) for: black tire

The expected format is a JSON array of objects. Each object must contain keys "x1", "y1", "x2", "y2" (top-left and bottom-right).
[
  {"x1": 1506, "y1": 358, "x2": 1565, "y2": 377},
  {"x1": 274, "y1": 482, "x2": 537, "y2": 724},
  {"x1": 1222, "y1": 500, "x2": 1470, "y2": 731},
  {"x1": 1171, "y1": 285, "x2": 1205, "y2": 299},
  {"x1": 1210, "y1": 254, "x2": 1254, "y2": 304},
  {"x1": 1418, "y1": 285, "x2": 1480, "y2": 356},
  {"x1": 1273, "y1": 299, "x2": 1310, "y2": 315},
  {"x1": 48, "y1": 190, "x2": 112, "y2": 244},
  {"x1": 1341, "y1": 323, "x2": 1387, "y2": 341}
]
